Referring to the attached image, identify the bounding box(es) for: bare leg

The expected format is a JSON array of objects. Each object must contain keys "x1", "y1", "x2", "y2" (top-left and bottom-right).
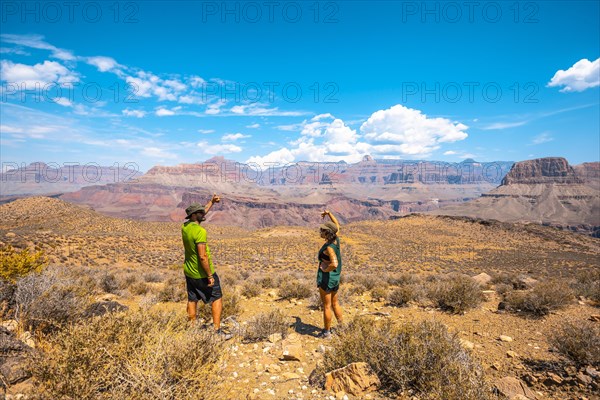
[
  {"x1": 211, "y1": 298, "x2": 223, "y2": 330},
  {"x1": 319, "y1": 288, "x2": 333, "y2": 330},
  {"x1": 331, "y1": 290, "x2": 343, "y2": 325},
  {"x1": 187, "y1": 300, "x2": 198, "y2": 325}
]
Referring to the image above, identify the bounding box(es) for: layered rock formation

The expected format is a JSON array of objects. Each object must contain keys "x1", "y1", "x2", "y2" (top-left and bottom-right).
[
  {"x1": 57, "y1": 157, "x2": 510, "y2": 227},
  {"x1": 432, "y1": 157, "x2": 600, "y2": 236}
]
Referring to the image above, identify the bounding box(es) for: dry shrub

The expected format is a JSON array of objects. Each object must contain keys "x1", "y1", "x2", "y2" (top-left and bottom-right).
[
  {"x1": 243, "y1": 309, "x2": 289, "y2": 342},
  {"x1": 571, "y1": 269, "x2": 600, "y2": 303},
  {"x1": 491, "y1": 272, "x2": 531, "y2": 290},
  {"x1": 33, "y1": 310, "x2": 226, "y2": 399},
  {"x1": 158, "y1": 277, "x2": 187, "y2": 303},
  {"x1": 15, "y1": 266, "x2": 89, "y2": 332},
  {"x1": 504, "y1": 279, "x2": 574, "y2": 316},
  {"x1": 98, "y1": 272, "x2": 120, "y2": 294},
  {"x1": 388, "y1": 284, "x2": 424, "y2": 307},
  {"x1": 241, "y1": 280, "x2": 262, "y2": 298},
  {"x1": 311, "y1": 316, "x2": 491, "y2": 399},
  {"x1": 257, "y1": 275, "x2": 276, "y2": 289},
  {"x1": 129, "y1": 281, "x2": 149, "y2": 296},
  {"x1": 352, "y1": 275, "x2": 389, "y2": 292},
  {"x1": 388, "y1": 272, "x2": 421, "y2": 286},
  {"x1": 143, "y1": 272, "x2": 163, "y2": 283},
  {"x1": 278, "y1": 278, "x2": 313, "y2": 299},
  {"x1": 550, "y1": 321, "x2": 600, "y2": 367},
  {"x1": 0, "y1": 244, "x2": 47, "y2": 283},
  {"x1": 370, "y1": 286, "x2": 389, "y2": 301},
  {"x1": 428, "y1": 274, "x2": 483, "y2": 314}
]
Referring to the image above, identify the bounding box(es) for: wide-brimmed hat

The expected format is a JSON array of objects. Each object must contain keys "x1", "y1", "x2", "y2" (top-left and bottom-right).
[
  {"x1": 185, "y1": 203, "x2": 206, "y2": 219},
  {"x1": 320, "y1": 221, "x2": 338, "y2": 234}
]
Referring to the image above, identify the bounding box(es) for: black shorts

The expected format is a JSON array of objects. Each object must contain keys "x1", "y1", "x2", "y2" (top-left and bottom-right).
[
  {"x1": 185, "y1": 273, "x2": 223, "y2": 304},
  {"x1": 318, "y1": 281, "x2": 339, "y2": 293}
]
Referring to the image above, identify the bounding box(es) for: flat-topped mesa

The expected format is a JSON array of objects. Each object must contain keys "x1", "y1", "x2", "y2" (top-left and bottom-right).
[{"x1": 500, "y1": 157, "x2": 584, "y2": 186}]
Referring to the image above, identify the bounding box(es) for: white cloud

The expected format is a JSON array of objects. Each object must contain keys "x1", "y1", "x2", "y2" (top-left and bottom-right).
[
  {"x1": 229, "y1": 103, "x2": 306, "y2": 116},
  {"x1": 247, "y1": 147, "x2": 295, "y2": 167},
  {"x1": 548, "y1": 58, "x2": 600, "y2": 92},
  {"x1": 222, "y1": 133, "x2": 250, "y2": 141},
  {"x1": 123, "y1": 109, "x2": 146, "y2": 118},
  {"x1": 0, "y1": 60, "x2": 79, "y2": 88},
  {"x1": 531, "y1": 132, "x2": 554, "y2": 145},
  {"x1": 246, "y1": 123, "x2": 260, "y2": 129},
  {"x1": 53, "y1": 97, "x2": 72, "y2": 107},
  {"x1": 0, "y1": 34, "x2": 75, "y2": 61},
  {"x1": 198, "y1": 129, "x2": 215, "y2": 134},
  {"x1": 141, "y1": 147, "x2": 177, "y2": 159},
  {"x1": 444, "y1": 150, "x2": 457, "y2": 155},
  {"x1": 206, "y1": 101, "x2": 225, "y2": 115},
  {"x1": 86, "y1": 56, "x2": 120, "y2": 72},
  {"x1": 360, "y1": 105, "x2": 468, "y2": 157},
  {"x1": 480, "y1": 121, "x2": 528, "y2": 130},
  {"x1": 156, "y1": 108, "x2": 176, "y2": 117},
  {"x1": 197, "y1": 141, "x2": 242, "y2": 154},
  {"x1": 0, "y1": 47, "x2": 30, "y2": 56}
]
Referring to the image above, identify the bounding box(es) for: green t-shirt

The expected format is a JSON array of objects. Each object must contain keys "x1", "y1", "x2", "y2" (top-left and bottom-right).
[{"x1": 181, "y1": 221, "x2": 214, "y2": 279}]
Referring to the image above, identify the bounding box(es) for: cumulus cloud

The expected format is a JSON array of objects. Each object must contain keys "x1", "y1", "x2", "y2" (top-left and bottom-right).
[
  {"x1": 198, "y1": 129, "x2": 215, "y2": 134},
  {"x1": 246, "y1": 123, "x2": 260, "y2": 129},
  {"x1": 197, "y1": 141, "x2": 242, "y2": 154},
  {"x1": 0, "y1": 60, "x2": 79, "y2": 88},
  {"x1": 86, "y1": 56, "x2": 120, "y2": 72},
  {"x1": 548, "y1": 58, "x2": 600, "y2": 92},
  {"x1": 247, "y1": 105, "x2": 469, "y2": 167},
  {"x1": 222, "y1": 133, "x2": 250, "y2": 141},
  {"x1": 360, "y1": 105, "x2": 468, "y2": 157},
  {"x1": 156, "y1": 108, "x2": 176, "y2": 116}
]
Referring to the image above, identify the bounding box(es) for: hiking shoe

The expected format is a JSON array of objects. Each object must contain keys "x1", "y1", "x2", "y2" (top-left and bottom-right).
[
  {"x1": 318, "y1": 329, "x2": 332, "y2": 339},
  {"x1": 216, "y1": 329, "x2": 233, "y2": 341}
]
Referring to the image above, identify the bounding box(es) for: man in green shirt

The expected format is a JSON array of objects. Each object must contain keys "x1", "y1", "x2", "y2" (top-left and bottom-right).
[{"x1": 182, "y1": 194, "x2": 230, "y2": 338}]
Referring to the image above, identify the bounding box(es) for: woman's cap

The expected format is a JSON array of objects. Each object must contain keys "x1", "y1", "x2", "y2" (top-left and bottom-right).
[{"x1": 320, "y1": 221, "x2": 338, "y2": 234}]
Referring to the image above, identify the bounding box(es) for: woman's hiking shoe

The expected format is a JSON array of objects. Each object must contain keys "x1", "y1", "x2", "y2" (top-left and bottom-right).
[{"x1": 318, "y1": 329, "x2": 332, "y2": 339}]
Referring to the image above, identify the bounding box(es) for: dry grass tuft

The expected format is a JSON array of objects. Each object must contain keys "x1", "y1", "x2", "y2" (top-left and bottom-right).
[
  {"x1": 311, "y1": 316, "x2": 491, "y2": 399},
  {"x1": 243, "y1": 309, "x2": 290, "y2": 342},
  {"x1": 427, "y1": 274, "x2": 483, "y2": 314},
  {"x1": 504, "y1": 279, "x2": 574, "y2": 316},
  {"x1": 550, "y1": 321, "x2": 600, "y2": 367},
  {"x1": 33, "y1": 310, "x2": 227, "y2": 399}
]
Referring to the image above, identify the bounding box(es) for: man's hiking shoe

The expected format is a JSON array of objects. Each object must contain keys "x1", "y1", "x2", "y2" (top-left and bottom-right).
[
  {"x1": 318, "y1": 329, "x2": 332, "y2": 339},
  {"x1": 216, "y1": 329, "x2": 233, "y2": 341}
]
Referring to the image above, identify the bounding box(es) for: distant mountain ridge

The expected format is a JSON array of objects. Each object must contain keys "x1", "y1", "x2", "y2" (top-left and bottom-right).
[
  {"x1": 57, "y1": 156, "x2": 512, "y2": 227},
  {"x1": 432, "y1": 157, "x2": 600, "y2": 236}
]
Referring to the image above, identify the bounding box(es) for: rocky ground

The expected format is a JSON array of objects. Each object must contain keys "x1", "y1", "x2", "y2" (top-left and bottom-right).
[{"x1": 1, "y1": 197, "x2": 599, "y2": 399}]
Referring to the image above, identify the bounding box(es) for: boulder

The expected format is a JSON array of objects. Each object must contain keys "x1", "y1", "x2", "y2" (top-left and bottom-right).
[
  {"x1": 0, "y1": 357, "x2": 31, "y2": 385},
  {"x1": 493, "y1": 376, "x2": 537, "y2": 399},
  {"x1": 324, "y1": 362, "x2": 380, "y2": 396},
  {"x1": 472, "y1": 273, "x2": 492, "y2": 287},
  {"x1": 281, "y1": 333, "x2": 303, "y2": 361}
]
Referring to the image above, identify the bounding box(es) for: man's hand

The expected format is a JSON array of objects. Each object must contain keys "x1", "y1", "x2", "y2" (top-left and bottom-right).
[
  {"x1": 321, "y1": 210, "x2": 330, "y2": 219},
  {"x1": 212, "y1": 193, "x2": 221, "y2": 203},
  {"x1": 207, "y1": 275, "x2": 215, "y2": 287}
]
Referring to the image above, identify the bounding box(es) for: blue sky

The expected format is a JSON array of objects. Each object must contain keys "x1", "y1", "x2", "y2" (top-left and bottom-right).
[{"x1": 1, "y1": 1, "x2": 599, "y2": 173}]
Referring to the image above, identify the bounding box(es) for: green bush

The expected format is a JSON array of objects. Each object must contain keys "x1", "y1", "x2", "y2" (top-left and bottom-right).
[
  {"x1": 0, "y1": 244, "x2": 47, "y2": 283},
  {"x1": 33, "y1": 310, "x2": 226, "y2": 399},
  {"x1": 311, "y1": 316, "x2": 491, "y2": 399}
]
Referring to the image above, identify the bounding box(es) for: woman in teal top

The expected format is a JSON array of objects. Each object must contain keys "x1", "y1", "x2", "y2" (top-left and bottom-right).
[{"x1": 317, "y1": 210, "x2": 343, "y2": 338}]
